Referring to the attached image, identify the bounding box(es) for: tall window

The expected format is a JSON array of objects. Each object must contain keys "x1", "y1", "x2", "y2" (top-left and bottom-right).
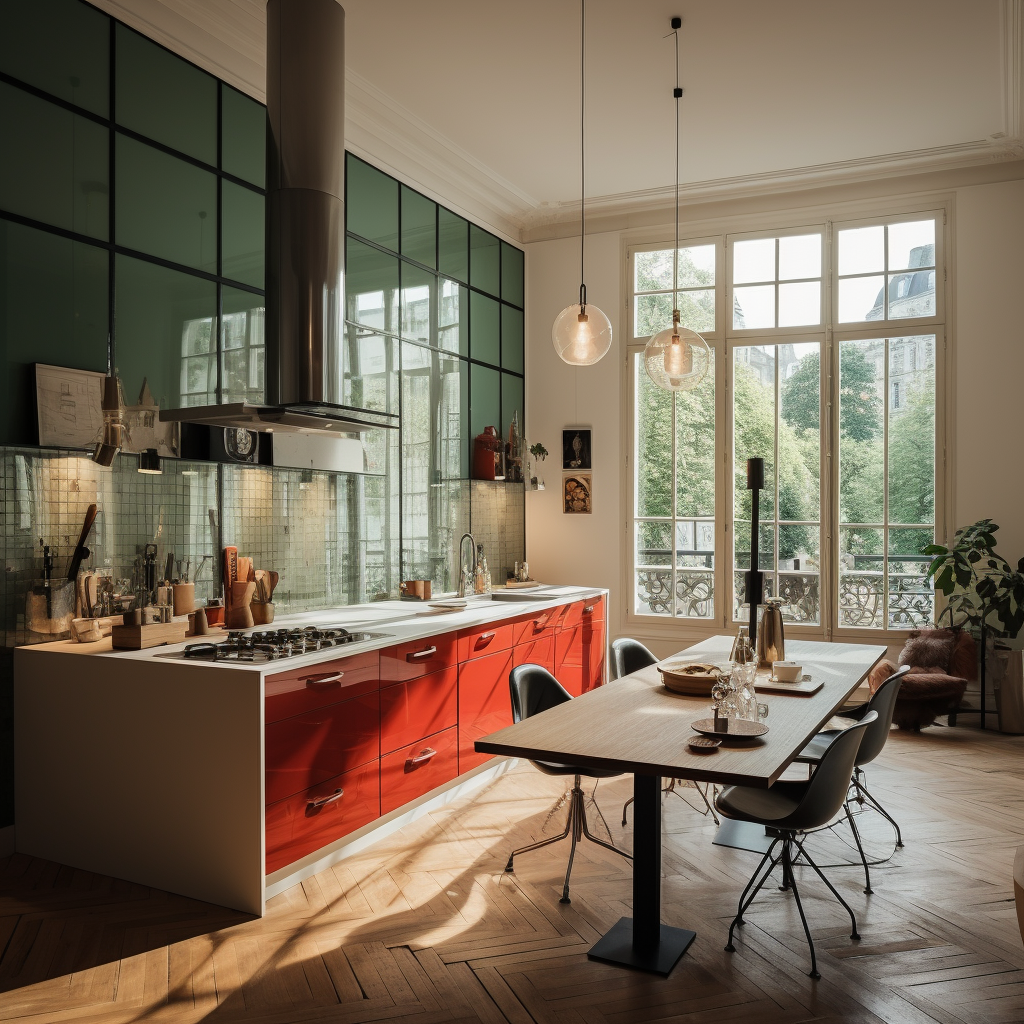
[{"x1": 627, "y1": 211, "x2": 944, "y2": 635}]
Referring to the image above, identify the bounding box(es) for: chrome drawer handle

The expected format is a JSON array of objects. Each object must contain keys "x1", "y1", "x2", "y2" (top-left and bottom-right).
[
  {"x1": 532, "y1": 617, "x2": 548, "y2": 632},
  {"x1": 476, "y1": 631, "x2": 496, "y2": 645},
  {"x1": 405, "y1": 747, "x2": 437, "y2": 771},
  {"x1": 407, "y1": 646, "x2": 437, "y2": 661},
  {"x1": 304, "y1": 671, "x2": 343, "y2": 687},
  {"x1": 307, "y1": 788, "x2": 343, "y2": 811}
]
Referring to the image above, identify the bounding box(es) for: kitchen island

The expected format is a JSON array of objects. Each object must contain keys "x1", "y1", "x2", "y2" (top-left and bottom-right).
[{"x1": 14, "y1": 587, "x2": 607, "y2": 915}]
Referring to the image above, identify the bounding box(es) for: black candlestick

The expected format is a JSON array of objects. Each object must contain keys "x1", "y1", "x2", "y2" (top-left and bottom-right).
[{"x1": 745, "y1": 458, "x2": 765, "y2": 645}]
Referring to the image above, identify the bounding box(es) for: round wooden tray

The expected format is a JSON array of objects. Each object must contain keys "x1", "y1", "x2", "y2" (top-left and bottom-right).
[
  {"x1": 657, "y1": 661, "x2": 722, "y2": 696},
  {"x1": 687, "y1": 735, "x2": 722, "y2": 753},
  {"x1": 690, "y1": 717, "x2": 769, "y2": 739}
]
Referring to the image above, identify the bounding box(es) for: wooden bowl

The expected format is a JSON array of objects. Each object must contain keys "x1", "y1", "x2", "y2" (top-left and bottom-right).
[{"x1": 657, "y1": 661, "x2": 723, "y2": 696}]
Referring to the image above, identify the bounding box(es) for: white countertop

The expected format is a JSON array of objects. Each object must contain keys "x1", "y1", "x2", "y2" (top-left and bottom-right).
[{"x1": 19, "y1": 585, "x2": 607, "y2": 675}]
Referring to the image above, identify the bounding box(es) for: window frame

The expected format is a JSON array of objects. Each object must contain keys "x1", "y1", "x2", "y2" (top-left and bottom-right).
[{"x1": 622, "y1": 204, "x2": 949, "y2": 644}]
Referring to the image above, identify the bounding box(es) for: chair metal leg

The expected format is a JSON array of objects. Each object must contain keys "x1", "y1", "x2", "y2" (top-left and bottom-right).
[
  {"x1": 782, "y1": 840, "x2": 820, "y2": 980},
  {"x1": 856, "y1": 772, "x2": 904, "y2": 848},
  {"x1": 505, "y1": 784, "x2": 574, "y2": 872},
  {"x1": 725, "y1": 839, "x2": 781, "y2": 952},
  {"x1": 560, "y1": 786, "x2": 583, "y2": 904},
  {"x1": 794, "y1": 837, "x2": 861, "y2": 941},
  {"x1": 844, "y1": 802, "x2": 873, "y2": 894},
  {"x1": 621, "y1": 777, "x2": 680, "y2": 826},
  {"x1": 580, "y1": 800, "x2": 633, "y2": 863}
]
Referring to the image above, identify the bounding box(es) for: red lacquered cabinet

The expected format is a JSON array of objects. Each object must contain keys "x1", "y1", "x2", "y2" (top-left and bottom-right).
[
  {"x1": 265, "y1": 651, "x2": 379, "y2": 724},
  {"x1": 380, "y1": 665, "x2": 457, "y2": 755},
  {"x1": 512, "y1": 633, "x2": 555, "y2": 675},
  {"x1": 265, "y1": 759, "x2": 380, "y2": 873},
  {"x1": 512, "y1": 608, "x2": 560, "y2": 646},
  {"x1": 379, "y1": 632, "x2": 457, "y2": 683},
  {"x1": 264, "y1": 691, "x2": 380, "y2": 806},
  {"x1": 380, "y1": 726, "x2": 458, "y2": 814},
  {"x1": 582, "y1": 615, "x2": 606, "y2": 692},
  {"x1": 457, "y1": 621, "x2": 514, "y2": 662},
  {"x1": 458, "y1": 647, "x2": 514, "y2": 772},
  {"x1": 555, "y1": 624, "x2": 585, "y2": 696}
]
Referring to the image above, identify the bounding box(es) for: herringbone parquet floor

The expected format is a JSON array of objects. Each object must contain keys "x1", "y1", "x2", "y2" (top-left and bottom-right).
[{"x1": 1, "y1": 723, "x2": 1023, "y2": 1024}]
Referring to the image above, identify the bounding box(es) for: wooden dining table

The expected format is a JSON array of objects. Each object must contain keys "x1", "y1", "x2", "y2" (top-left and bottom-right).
[{"x1": 476, "y1": 635, "x2": 887, "y2": 975}]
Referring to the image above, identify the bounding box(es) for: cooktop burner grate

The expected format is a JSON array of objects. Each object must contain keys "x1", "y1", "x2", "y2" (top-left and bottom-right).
[{"x1": 181, "y1": 625, "x2": 391, "y2": 662}]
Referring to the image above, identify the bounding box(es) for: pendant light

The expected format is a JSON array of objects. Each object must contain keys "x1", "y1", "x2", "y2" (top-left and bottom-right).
[
  {"x1": 644, "y1": 18, "x2": 710, "y2": 392},
  {"x1": 551, "y1": 0, "x2": 612, "y2": 366}
]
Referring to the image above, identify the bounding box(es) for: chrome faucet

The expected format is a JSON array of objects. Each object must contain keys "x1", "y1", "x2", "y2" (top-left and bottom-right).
[{"x1": 457, "y1": 532, "x2": 477, "y2": 598}]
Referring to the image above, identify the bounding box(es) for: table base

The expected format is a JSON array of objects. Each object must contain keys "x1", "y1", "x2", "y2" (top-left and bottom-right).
[
  {"x1": 587, "y1": 916, "x2": 696, "y2": 976},
  {"x1": 713, "y1": 818, "x2": 773, "y2": 854}
]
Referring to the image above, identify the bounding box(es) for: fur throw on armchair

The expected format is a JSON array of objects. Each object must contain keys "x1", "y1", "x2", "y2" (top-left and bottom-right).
[{"x1": 868, "y1": 627, "x2": 976, "y2": 731}]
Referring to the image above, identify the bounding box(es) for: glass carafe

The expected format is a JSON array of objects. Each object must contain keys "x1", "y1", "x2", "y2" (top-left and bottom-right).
[{"x1": 730, "y1": 627, "x2": 758, "y2": 720}]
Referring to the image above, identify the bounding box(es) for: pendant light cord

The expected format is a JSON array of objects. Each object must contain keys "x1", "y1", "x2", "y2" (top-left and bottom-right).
[
  {"x1": 673, "y1": 23, "x2": 680, "y2": 319},
  {"x1": 579, "y1": 0, "x2": 586, "y2": 312}
]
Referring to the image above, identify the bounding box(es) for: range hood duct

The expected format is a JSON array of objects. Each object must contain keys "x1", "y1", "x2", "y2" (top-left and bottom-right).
[{"x1": 162, "y1": 0, "x2": 396, "y2": 436}]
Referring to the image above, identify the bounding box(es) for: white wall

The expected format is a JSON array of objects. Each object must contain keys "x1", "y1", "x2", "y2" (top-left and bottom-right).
[{"x1": 525, "y1": 174, "x2": 1024, "y2": 654}]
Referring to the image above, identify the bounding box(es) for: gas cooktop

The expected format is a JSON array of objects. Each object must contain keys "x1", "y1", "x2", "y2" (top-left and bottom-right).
[{"x1": 180, "y1": 625, "x2": 392, "y2": 662}]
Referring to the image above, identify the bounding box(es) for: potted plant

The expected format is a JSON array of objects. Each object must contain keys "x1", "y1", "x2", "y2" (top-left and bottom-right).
[{"x1": 527, "y1": 442, "x2": 548, "y2": 490}]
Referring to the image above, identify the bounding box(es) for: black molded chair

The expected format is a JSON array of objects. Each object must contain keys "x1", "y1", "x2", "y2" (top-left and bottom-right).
[
  {"x1": 716, "y1": 711, "x2": 878, "y2": 979},
  {"x1": 504, "y1": 664, "x2": 631, "y2": 904},
  {"x1": 796, "y1": 664, "x2": 910, "y2": 893},
  {"x1": 612, "y1": 638, "x2": 720, "y2": 827}
]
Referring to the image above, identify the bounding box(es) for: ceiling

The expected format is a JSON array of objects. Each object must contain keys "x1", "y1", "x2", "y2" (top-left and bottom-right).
[{"x1": 94, "y1": 0, "x2": 1021, "y2": 236}]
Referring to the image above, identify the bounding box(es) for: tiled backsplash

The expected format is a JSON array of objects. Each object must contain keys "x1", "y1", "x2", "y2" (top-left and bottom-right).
[{"x1": 0, "y1": 446, "x2": 525, "y2": 642}]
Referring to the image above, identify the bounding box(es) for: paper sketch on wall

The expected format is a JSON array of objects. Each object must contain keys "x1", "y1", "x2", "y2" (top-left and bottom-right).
[
  {"x1": 563, "y1": 474, "x2": 592, "y2": 515},
  {"x1": 562, "y1": 428, "x2": 592, "y2": 470},
  {"x1": 36, "y1": 364, "x2": 179, "y2": 456}
]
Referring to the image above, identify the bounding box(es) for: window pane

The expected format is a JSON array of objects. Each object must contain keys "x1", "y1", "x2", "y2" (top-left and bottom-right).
[
  {"x1": 501, "y1": 304, "x2": 524, "y2": 373},
  {"x1": 839, "y1": 526, "x2": 884, "y2": 628},
  {"x1": 837, "y1": 275, "x2": 883, "y2": 323},
  {"x1": 344, "y1": 325, "x2": 393, "y2": 417},
  {"x1": 222, "y1": 85, "x2": 265, "y2": 187},
  {"x1": 676, "y1": 563, "x2": 714, "y2": 618},
  {"x1": 501, "y1": 372, "x2": 523, "y2": 438},
  {"x1": 778, "y1": 281, "x2": 820, "y2": 327},
  {"x1": 888, "y1": 527, "x2": 934, "y2": 628},
  {"x1": 501, "y1": 242, "x2": 524, "y2": 306},
  {"x1": 346, "y1": 156, "x2": 398, "y2": 250},
  {"x1": 733, "y1": 346, "x2": 776, "y2": 520},
  {"x1": 469, "y1": 363, "x2": 499, "y2": 438},
  {"x1": 401, "y1": 186, "x2": 436, "y2": 268},
  {"x1": 778, "y1": 234, "x2": 821, "y2": 280},
  {"x1": 115, "y1": 24, "x2": 216, "y2": 164},
  {"x1": 635, "y1": 249, "x2": 673, "y2": 292},
  {"x1": 888, "y1": 220, "x2": 935, "y2": 271},
  {"x1": 0, "y1": 0, "x2": 109, "y2": 116},
  {"x1": 116, "y1": 134, "x2": 217, "y2": 273},
  {"x1": 733, "y1": 238, "x2": 774, "y2": 283},
  {"x1": 114, "y1": 254, "x2": 216, "y2": 411},
  {"x1": 838, "y1": 225, "x2": 884, "y2": 276},
  {"x1": 0, "y1": 221, "x2": 108, "y2": 444},
  {"x1": 0, "y1": 81, "x2": 108, "y2": 240},
  {"x1": 635, "y1": 568, "x2": 672, "y2": 616},
  {"x1": 438, "y1": 207, "x2": 468, "y2": 283},
  {"x1": 888, "y1": 270, "x2": 935, "y2": 320},
  {"x1": 346, "y1": 236, "x2": 398, "y2": 332},
  {"x1": 734, "y1": 523, "x2": 775, "y2": 573},
  {"x1": 635, "y1": 293, "x2": 672, "y2": 338},
  {"x1": 679, "y1": 244, "x2": 715, "y2": 288},
  {"x1": 221, "y1": 287, "x2": 265, "y2": 405},
  {"x1": 888, "y1": 336, "x2": 935, "y2": 525},
  {"x1": 675, "y1": 349, "x2": 715, "y2": 518},
  {"x1": 221, "y1": 181, "x2": 264, "y2": 288},
  {"x1": 400, "y1": 264, "x2": 434, "y2": 345},
  {"x1": 733, "y1": 285, "x2": 774, "y2": 329},
  {"x1": 469, "y1": 224, "x2": 500, "y2": 297},
  {"x1": 636, "y1": 521, "x2": 671, "y2": 566},
  {"x1": 678, "y1": 289, "x2": 715, "y2": 334},
  {"x1": 634, "y1": 352, "x2": 672, "y2": 518},
  {"x1": 838, "y1": 339, "x2": 884, "y2": 524},
  {"x1": 778, "y1": 343, "x2": 820, "y2": 519},
  {"x1": 469, "y1": 291, "x2": 499, "y2": 365},
  {"x1": 438, "y1": 279, "x2": 468, "y2": 356}
]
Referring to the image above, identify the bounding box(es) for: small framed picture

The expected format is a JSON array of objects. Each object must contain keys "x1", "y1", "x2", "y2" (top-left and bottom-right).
[
  {"x1": 562, "y1": 428, "x2": 592, "y2": 470},
  {"x1": 563, "y1": 473, "x2": 592, "y2": 514}
]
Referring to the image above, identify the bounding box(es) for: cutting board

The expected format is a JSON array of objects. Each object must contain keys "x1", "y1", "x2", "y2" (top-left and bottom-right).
[
  {"x1": 755, "y1": 676, "x2": 823, "y2": 697},
  {"x1": 111, "y1": 621, "x2": 188, "y2": 650}
]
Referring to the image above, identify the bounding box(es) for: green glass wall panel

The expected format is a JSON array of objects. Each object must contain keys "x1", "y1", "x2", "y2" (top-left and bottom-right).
[
  {"x1": 344, "y1": 324, "x2": 394, "y2": 417},
  {"x1": 347, "y1": 156, "x2": 398, "y2": 251},
  {"x1": 221, "y1": 285, "x2": 265, "y2": 405},
  {"x1": 459, "y1": 357, "x2": 470, "y2": 478},
  {"x1": 115, "y1": 134, "x2": 217, "y2": 273},
  {"x1": 470, "y1": 363, "x2": 500, "y2": 439},
  {"x1": 401, "y1": 186, "x2": 435, "y2": 268},
  {"x1": 114, "y1": 254, "x2": 216, "y2": 412},
  {"x1": 115, "y1": 23, "x2": 216, "y2": 165},
  {"x1": 501, "y1": 303, "x2": 524, "y2": 373},
  {"x1": 0, "y1": 81, "x2": 108, "y2": 239},
  {"x1": 0, "y1": 220, "x2": 108, "y2": 444},
  {"x1": 346, "y1": 236, "x2": 399, "y2": 333},
  {"x1": 501, "y1": 241, "x2": 524, "y2": 307},
  {"x1": 222, "y1": 181, "x2": 264, "y2": 288},
  {"x1": 439, "y1": 279, "x2": 468, "y2": 357},
  {"x1": 400, "y1": 264, "x2": 434, "y2": 346},
  {"x1": 437, "y1": 207, "x2": 468, "y2": 283},
  {"x1": 469, "y1": 224, "x2": 500, "y2": 297},
  {"x1": 222, "y1": 85, "x2": 265, "y2": 187},
  {"x1": 0, "y1": 0, "x2": 109, "y2": 116},
  {"x1": 501, "y1": 372, "x2": 524, "y2": 438},
  {"x1": 469, "y1": 291, "x2": 499, "y2": 365}
]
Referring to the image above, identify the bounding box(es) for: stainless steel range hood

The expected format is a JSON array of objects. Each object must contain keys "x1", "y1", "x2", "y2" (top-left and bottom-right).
[{"x1": 162, "y1": 0, "x2": 396, "y2": 437}]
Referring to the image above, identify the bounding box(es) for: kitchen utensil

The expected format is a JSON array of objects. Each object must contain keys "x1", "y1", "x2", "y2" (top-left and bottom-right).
[
  {"x1": 250, "y1": 601, "x2": 275, "y2": 625},
  {"x1": 657, "y1": 661, "x2": 722, "y2": 696},
  {"x1": 223, "y1": 547, "x2": 238, "y2": 608},
  {"x1": 687, "y1": 736, "x2": 722, "y2": 753},
  {"x1": 757, "y1": 598, "x2": 785, "y2": 667},
  {"x1": 268, "y1": 571, "x2": 279, "y2": 598},
  {"x1": 400, "y1": 580, "x2": 432, "y2": 600},
  {"x1": 164, "y1": 552, "x2": 175, "y2": 585},
  {"x1": 192, "y1": 606, "x2": 210, "y2": 635},
  {"x1": 226, "y1": 581, "x2": 256, "y2": 628},
  {"x1": 691, "y1": 717, "x2": 769, "y2": 739},
  {"x1": 144, "y1": 543, "x2": 158, "y2": 598},
  {"x1": 193, "y1": 554, "x2": 212, "y2": 585},
  {"x1": 26, "y1": 577, "x2": 74, "y2": 635},
  {"x1": 65, "y1": 503, "x2": 98, "y2": 582},
  {"x1": 172, "y1": 583, "x2": 195, "y2": 615}
]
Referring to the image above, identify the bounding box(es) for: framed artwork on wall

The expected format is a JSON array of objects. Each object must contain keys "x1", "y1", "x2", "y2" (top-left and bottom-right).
[
  {"x1": 562, "y1": 428, "x2": 591, "y2": 469},
  {"x1": 563, "y1": 473, "x2": 592, "y2": 514}
]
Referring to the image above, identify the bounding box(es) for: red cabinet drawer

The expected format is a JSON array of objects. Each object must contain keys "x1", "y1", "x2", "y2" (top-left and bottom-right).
[
  {"x1": 380, "y1": 727, "x2": 458, "y2": 815},
  {"x1": 380, "y1": 632, "x2": 457, "y2": 683},
  {"x1": 265, "y1": 692, "x2": 379, "y2": 805},
  {"x1": 265, "y1": 760, "x2": 380, "y2": 874},
  {"x1": 560, "y1": 601, "x2": 585, "y2": 631},
  {"x1": 581, "y1": 595, "x2": 605, "y2": 623},
  {"x1": 583, "y1": 615, "x2": 606, "y2": 693},
  {"x1": 512, "y1": 633, "x2": 555, "y2": 675},
  {"x1": 555, "y1": 624, "x2": 584, "y2": 697},
  {"x1": 380, "y1": 665, "x2": 457, "y2": 755},
  {"x1": 457, "y1": 621, "x2": 514, "y2": 662},
  {"x1": 265, "y1": 651, "x2": 379, "y2": 724},
  {"x1": 458, "y1": 647, "x2": 514, "y2": 773},
  {"x1": 512, "y1": 608, "x2": 560, "y2": 646}
]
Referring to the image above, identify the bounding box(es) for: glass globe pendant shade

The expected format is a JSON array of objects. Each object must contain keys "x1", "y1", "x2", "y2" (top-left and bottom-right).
[
  {"x1": 644, "y1": 321, "x2": 711, "y2": 392},
  {"x1": 551, "y1": 302, "x2": 613, "y2": 366}
]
